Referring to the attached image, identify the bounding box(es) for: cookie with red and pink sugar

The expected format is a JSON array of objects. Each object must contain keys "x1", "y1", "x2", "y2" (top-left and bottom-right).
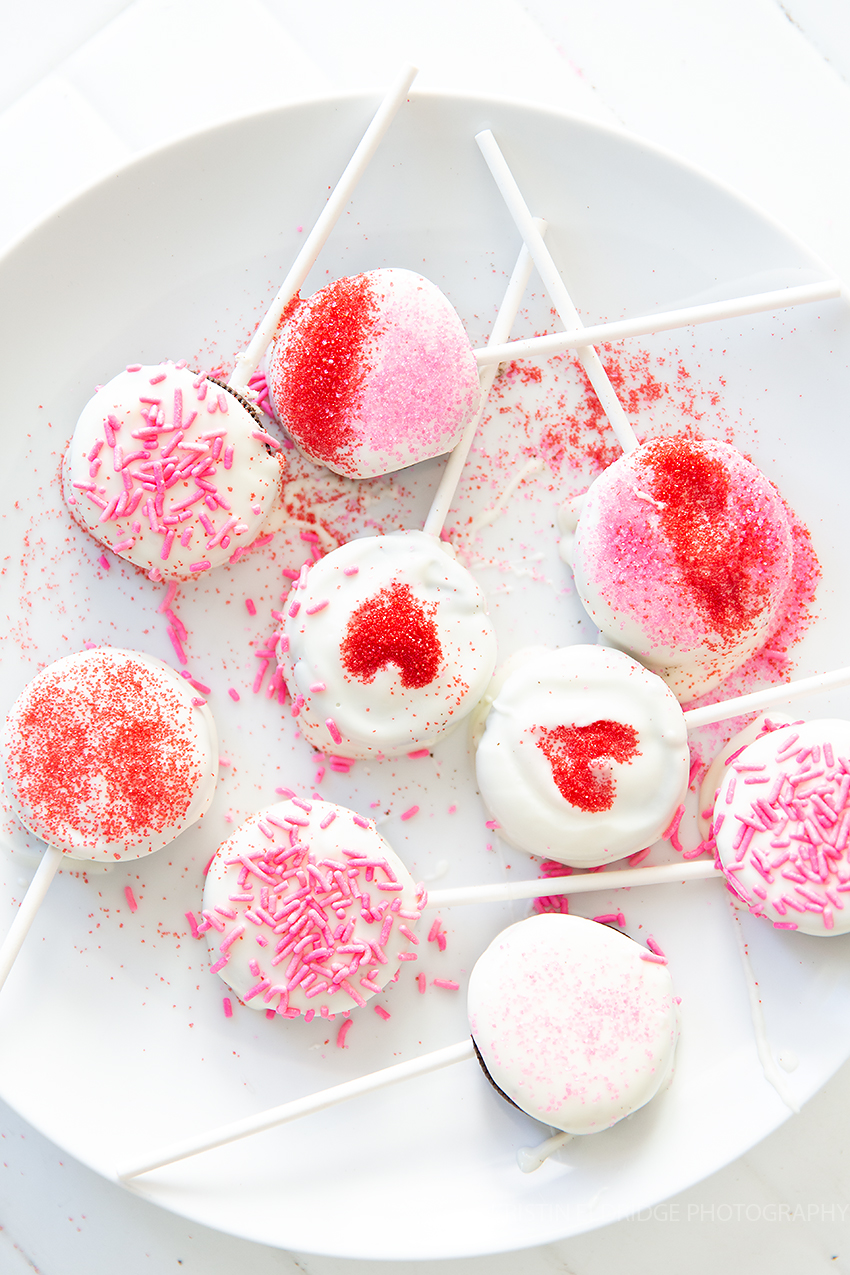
[
  {"x1": 560, "y1": 436, "x2": 795, "y2": 703},
  {"x1": 267, "y1": 269, "x2": 480, "y2": 479}
]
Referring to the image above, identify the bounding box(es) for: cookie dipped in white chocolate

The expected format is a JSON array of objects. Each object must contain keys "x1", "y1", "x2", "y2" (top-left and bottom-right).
[
  {"x1": 63, "y1": 361, "x2": 282, "y2": 580},
  {"x1": 714, "y1": 719, "x2": 850, "y2": 936},
  {"x1": 474, "y1": 644, "x2": 690, "y2": 867},
  {"x1": 201, "y1": 800, "x2": 422, "y2": 1017},
  {"x1": 267, "y1": 269, "x2": 481, "y2": 480},
  {"x1": 2, "y1": 647, "x2": 217, "y2": 861},
  {"x1": 561, "y1": 436, "x2": 795, "y2": 703},
  {"x1": 468, "y1": 913, "x2": 679, "y2": 1135},
  {"x1": 279, "y1": 530, "x2": 497, "y2": 759}
]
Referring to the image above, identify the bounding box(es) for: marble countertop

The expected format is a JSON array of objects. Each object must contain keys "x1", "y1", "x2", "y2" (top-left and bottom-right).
[{"x1": 2, "y1": 2, "x2": 850, "y2": 1271}]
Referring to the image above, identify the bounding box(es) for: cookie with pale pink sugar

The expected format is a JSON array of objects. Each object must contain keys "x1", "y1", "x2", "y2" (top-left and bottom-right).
[
  {"x1": 468, "y1": 913, "x2": 679, "y2": 1134},
  {"x1": 199, "y1": 799, "x2": 423, "y2": 1019},
  {"x1": 267, "y1": 268, "x2": 480, "y2": 479},
  {"x1": 714, "y1": 719, "x2": 850, "y2": 935},
  {"x1": 63, "y1": 361, "x2": 281, "y2": 581}
]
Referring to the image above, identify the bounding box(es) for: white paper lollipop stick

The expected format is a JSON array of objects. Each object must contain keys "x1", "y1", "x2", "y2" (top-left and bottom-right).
[
  {"x1": 473, "y1": 279, "x2": 842, "y2": 367},
  {"x1": 423, "y1": 858, "x2": 716, "y2": 909},
  {"x1": 422, "y1": 220, "x2": 544, "y2": 538},
  {"x1": 683, "y1": 664, "x2": 850, "y2": 729},
  {"x1": 228, "y1": 64, "x2": 417, "y2": 392},
  {"x1": 0, "y1": 846, "x2": 62, "y2": 993},
  {"x1": 517, "y1": 1129, "x2": 573, "y2": 1173},
  {"x1": 117, "y1": 1037, "x2": 474, "y2": 1180},
  {"x1": 475, "y1": 129, "x2": 640, "y2": 455}
]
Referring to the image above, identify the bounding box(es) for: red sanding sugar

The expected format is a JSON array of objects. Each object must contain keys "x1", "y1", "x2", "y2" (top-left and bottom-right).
[
  {"x1": 640, "y1": 436, "x2": 774, "y2": 640},
  {"x1": 7, "y1": 658, "x2": 199, "y2": 844},
  {"x1": 340, "y1": 581, "x2": 442, "y2": 688},
  {"x1": 535, "y1": 720, "x2": 641, "y2": 812},
  {"x1": 272, "y1": 273, "x2": 377, "y2": 465}
]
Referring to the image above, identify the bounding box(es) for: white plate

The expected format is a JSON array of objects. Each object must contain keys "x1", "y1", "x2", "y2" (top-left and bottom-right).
[{"x1": 1, "y1": 93, "x2": 849, "y2": 1261}]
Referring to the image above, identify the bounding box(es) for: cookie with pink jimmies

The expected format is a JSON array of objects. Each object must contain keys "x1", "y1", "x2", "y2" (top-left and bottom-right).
[
  {"x1": 199, "y1": 799, "x2": 423, "y2": 1019},
  {"x1": 63, "y1": 361, "x2": 281, "y2": 580},
  {"x1": 714, "y1": 720, "x2": 850, "y2": 935}
]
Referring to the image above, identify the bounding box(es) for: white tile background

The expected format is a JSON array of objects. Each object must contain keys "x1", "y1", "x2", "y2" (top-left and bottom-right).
[{"x1": 2, "y1": 1, "x2": 850, "y2": 1270}]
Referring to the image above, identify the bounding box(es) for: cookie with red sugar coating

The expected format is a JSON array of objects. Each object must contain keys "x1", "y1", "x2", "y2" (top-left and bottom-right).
[
  {"x1": 2, "y1": 647, "x2": 217, "y2": 861},
  {"x1": 267, "y1": 269, "x2": 481, "y2": 479}
]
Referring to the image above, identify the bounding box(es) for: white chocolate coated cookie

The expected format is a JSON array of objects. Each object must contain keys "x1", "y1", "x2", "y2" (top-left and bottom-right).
[
  {"x1": 2, "y1": 647, "x2": 217, "y2": 861},
  {"x1": 267, "y1": 269, "x2": 480, "y2": 479},
  {"x1": 64, "y1": 362, "x2": 281, "y2": 580},
  {"x1": 565, "y1": 436, "x2": 794, "y2": 702},
  {"x1": 475, "y1": 645, "x2": 690, "y2": 867},
  {"x1": 468, "y1": 913, "x2": 679, "y2": 1135},
  {"x1": 279, "y1": 530, "x2": 497, "y2": 759},
  {"x1": 201, "y1": 800, "x2": 422, "y2": 1017},
  {"x1": 715, "y1": 719, "x2": 850, "y2": 936}
]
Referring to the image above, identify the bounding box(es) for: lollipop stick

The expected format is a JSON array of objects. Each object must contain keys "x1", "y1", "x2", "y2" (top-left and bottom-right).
[
  {"x1": 475, "y1": 129, "x2": 639, "y2": 455},
  {"x1": 683, "y1": 664, "x2": 850, "y2": 729},
  {"x1": 424, "y1": 859, "x2": 716, "y2": 909},
  {"x1": 473, "y1": 279, "x2": 842, "y2": 367},
  {"x1": 423, "y1": 220, "x2": 544, "y2": 538},
  {"x1": 117, "y1": 1038, "x2": 474, "y2": 1180},
  {"x1": 518, "y1": 1129, "x2": 573, "y2": 1173},
  {"x1": 0, "y1": 846, "x2": 62, "y2": 993},
  {"x1": 229, "y1": 64, "x2": 418, "y2": 391}
]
